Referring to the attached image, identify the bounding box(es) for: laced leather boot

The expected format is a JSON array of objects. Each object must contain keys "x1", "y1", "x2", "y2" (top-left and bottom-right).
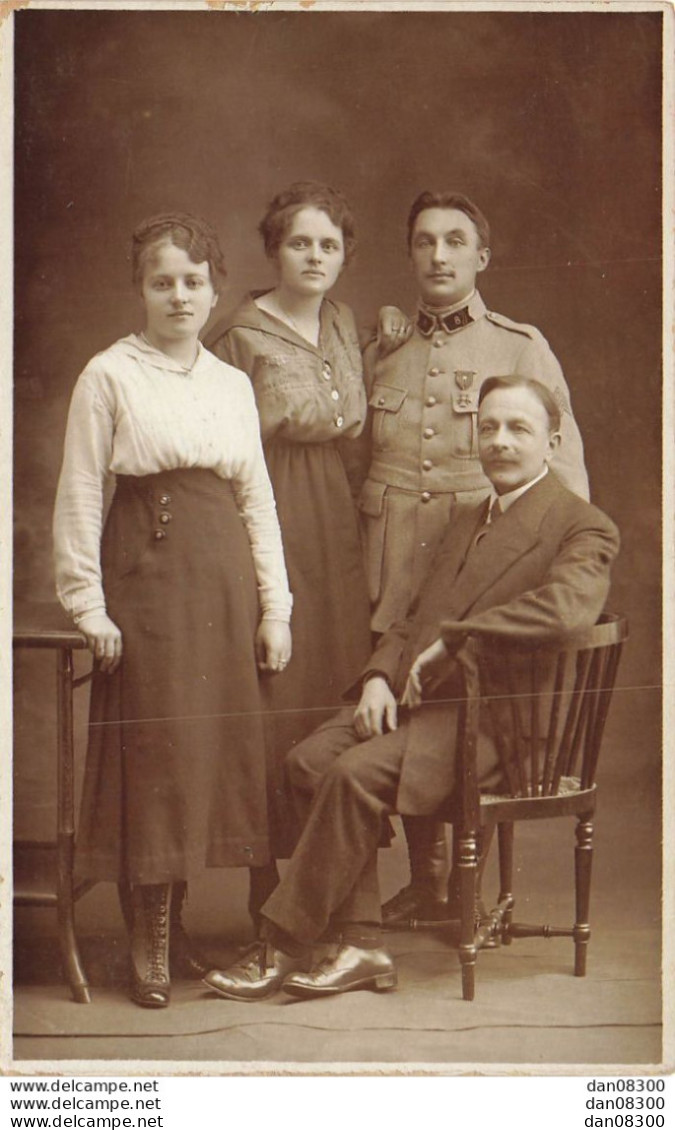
[
  {"x1": 120, "y1": 880, "x2": 209, "y2": 979},
  {"x1": 129, "y1": 883, "x2": 171, "y2": 1009}
]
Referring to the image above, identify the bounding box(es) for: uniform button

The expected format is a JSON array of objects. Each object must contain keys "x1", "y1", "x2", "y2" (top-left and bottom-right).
[
  {"x1": 377, "y1": 396, "x2": 385, "y2": 406},
  {"x1": 428, "y1": 367, "x2": 440, "y2": 377},
  {"x1": 159, "y1": 512, "x2": 172, "y2": 524},
  {"x1": 335, "y1": 415, "x2": 344, "y2": 428},
  {"x1": 159, "y1": 494, "x2": 172, "y2": 505},
  {"x1": 421, "y1": 491, "x2": 431, "y2": 503},
  {"x1": 422, "y1": 459, "x2": 433, "y2": 471},
  {"x1": 423, "y1": 427, "x2": 435, "y2": 439},
  {"x1": 331, "y1": 389, "x2": 340, "y2": 401},
  {"x1": 425, "y1": 395, "x2": 437, "y2": 407},
  {"x1": 154, "y1": 529, "x2": 166, "y2": 541},
  {"x1": 433, "y1": 339, "x2": 443, "y2": 348}
]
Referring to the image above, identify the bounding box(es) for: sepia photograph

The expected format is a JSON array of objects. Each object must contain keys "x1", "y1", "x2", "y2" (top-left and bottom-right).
[{"x1": 5, "y1": 0, "x2": 669, "y2": 1076}]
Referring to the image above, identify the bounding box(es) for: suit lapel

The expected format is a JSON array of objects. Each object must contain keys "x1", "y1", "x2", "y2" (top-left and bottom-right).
[
  {"x1": 441, "y1": 473, "x2": 561, "y2": 620},
  {"x1": 434, "y1": 500, "x2": 489, "y2": 586}
]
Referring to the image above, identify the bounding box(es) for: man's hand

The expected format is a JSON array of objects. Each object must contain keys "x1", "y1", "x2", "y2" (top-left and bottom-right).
[
  {"x1": 256, "y1": 620, "x2": 292, "y2": 673},
  {"x1": 376, "y1": 306, "x2": 414, "y2": 358},
  {"x1": 354, "y1": 675, "x2": 398, "y2": 739},
  {"x1": 78, "y1": 612, "x2": 123, "y2": 675},
  {"x1": 401, "y1": 637, "x2": 450, "y2": 709}
]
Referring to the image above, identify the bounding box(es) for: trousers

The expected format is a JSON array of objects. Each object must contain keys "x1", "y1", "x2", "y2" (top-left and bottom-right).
[{"x1": 262, "y1": 706, "x2": 420, "y2": 946}]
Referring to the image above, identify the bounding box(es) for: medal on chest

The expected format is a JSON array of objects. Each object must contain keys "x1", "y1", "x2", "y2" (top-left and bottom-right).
[{"x1": 454, "y1": 370, "x2": 477, "y2": 408}]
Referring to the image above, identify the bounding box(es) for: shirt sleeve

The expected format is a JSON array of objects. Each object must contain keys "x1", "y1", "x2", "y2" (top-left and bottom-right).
[
  {"x1": 229, "y1": 379, "x2": 293, "y2": 623},
  {"x1": 52, "y1": 364, "x2": 115, "y2": 620},
  {"x1": 515, "y1": 332, "x2": 590, "y2": 501}
]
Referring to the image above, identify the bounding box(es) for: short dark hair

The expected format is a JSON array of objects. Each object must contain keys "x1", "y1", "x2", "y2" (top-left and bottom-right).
[
  {"x1": 407, "y1": 191, "x2": 490, "y2": 251},
  {"x1": 258, "y1": 181, "x2": 357, "y2": 265},
  {"x1": 479, "y1": 375, "x2": 562, "y2": 432},
  {"x1": 132, "y1": 212, "x2": 227, "y2": 292}
]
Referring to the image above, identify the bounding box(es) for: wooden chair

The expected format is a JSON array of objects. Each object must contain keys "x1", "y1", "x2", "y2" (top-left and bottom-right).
[{"x1": 448, "y1": 613, "x2": 627, "y2": 1001}]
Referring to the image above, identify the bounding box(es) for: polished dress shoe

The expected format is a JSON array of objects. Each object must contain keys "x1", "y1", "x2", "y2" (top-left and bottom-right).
[
  {"x1": 381, "y1": 884, "x2": 449, "y2": 928},
  {"x1": 282, "y1": 944, "x2": 397, "y2": 999},
  {"x1": 203, "y1": 941, "x2": 309, "y2": 1002}
]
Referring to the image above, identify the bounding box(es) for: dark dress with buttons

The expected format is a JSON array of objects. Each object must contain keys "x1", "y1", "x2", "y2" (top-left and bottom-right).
[
  {"x1": 207, "y1": 295, "x2": 372, "y2": 856},
  {"x1": 77, "y1": 468, "x2": 272, "y2": 883},
  {"x1": 54, "y1": 335, "x2": 292, "y2": 885}
]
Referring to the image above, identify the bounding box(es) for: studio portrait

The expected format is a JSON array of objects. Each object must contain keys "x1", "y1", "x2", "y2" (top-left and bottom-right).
[{"x1": 8, "y1": 2, "x2": 666, "y2": 1071}]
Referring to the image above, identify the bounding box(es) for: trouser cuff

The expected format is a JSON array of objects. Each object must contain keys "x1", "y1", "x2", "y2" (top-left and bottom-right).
[{"x1": 337, "y1": 921, "x2": 383, "y2": 949}]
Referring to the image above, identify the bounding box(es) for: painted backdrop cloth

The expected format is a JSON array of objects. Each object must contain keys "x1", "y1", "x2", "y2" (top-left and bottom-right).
[
  {"x1": 76, "y1": 469, "x2": 271, "y2": 883},
  {"x1": 207, "y1": 295, "x2": 372, "y2": 856}
]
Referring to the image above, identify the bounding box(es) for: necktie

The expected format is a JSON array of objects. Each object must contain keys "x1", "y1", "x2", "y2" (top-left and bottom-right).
[
  {"x1": 488, "y1": 498, "x2": 502, "y2": 524},
  {"x1": 470, "y1": 499, "x2": 502, "y2": 553}
]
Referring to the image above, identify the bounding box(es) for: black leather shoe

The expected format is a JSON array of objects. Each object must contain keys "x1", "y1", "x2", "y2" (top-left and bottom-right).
[
  {"x1": 170, "y1": 881, "x2": 211, "y2": 978},
  {"x1": 283, "y1": 944, "x2": 397, "y2": 998},
  {"x1": 170, "y1": 923, "x2": 211, "y2": 980},
  {"x1": 381, "y1": 884, "x2": 449, "y2": 928},
  {"x1": 203, "y1": 942, "x2": 309, "y2": 1002}
]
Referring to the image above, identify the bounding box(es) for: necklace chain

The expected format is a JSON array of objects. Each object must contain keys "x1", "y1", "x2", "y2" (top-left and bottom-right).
[{"x1": 272, "y1": 295, "x2": 320, "y2": 344}]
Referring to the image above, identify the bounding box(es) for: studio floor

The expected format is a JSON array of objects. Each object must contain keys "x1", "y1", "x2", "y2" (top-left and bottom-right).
[{"x1": 10, "y1": 780, "x2": 665, "y2": 1074}]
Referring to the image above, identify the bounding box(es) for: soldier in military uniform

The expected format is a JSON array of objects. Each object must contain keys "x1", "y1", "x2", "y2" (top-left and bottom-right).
[{"x1": 360, "y1": 191, "x2": 590, "y2": 925}]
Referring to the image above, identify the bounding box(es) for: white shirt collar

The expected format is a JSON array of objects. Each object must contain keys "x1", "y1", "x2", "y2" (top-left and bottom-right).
[{"x1": 488, "y1": 466, "x2": 549, "y2": 517}]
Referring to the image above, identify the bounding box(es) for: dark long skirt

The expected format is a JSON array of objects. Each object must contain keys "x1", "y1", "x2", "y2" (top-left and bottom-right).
[
  {"x1": 75, "y1": 468, "x2": 271, "y2": 884},
  {"x1": 260, "y1": 439, "x2": 372, "y2": 858}
]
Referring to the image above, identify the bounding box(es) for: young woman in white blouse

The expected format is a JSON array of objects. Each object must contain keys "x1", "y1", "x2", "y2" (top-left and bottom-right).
[{"x1": 53, "y1": 213, "x2": 292, "y2": 1009}]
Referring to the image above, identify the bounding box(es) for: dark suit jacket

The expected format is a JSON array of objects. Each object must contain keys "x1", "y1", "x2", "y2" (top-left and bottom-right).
[{"x1": 358, "y1": 472, "x2": 620, "y2": 813}]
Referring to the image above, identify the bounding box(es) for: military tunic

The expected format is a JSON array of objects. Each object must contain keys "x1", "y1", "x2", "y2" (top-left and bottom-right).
[{"x1": 360, "y1": 290, "x2": 589, "y2": 632}]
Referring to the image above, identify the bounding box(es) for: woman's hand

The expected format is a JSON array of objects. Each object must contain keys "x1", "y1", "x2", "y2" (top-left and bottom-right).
[
  {"x1": 78, "y1": 613, "x2": 123, "y2": 675},
  {"x1": 256, "y1": 619, "x2": 292, "y2": 674},
  {"x1": 376, "y1": 305, "x2": 414, "y2": 358},
  {"x1": 401, "y1": 637, "x2": 450, "y2": 710}
]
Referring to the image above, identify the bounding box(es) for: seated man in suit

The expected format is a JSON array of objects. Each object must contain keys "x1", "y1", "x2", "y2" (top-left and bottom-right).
[{"x1": 204, "y1": 375, "x2": 620, "y2": 1001}]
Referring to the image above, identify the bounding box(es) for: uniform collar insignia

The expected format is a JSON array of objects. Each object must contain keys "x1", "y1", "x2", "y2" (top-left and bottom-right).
[{"x1": 416, "y1": 303, "x2": 473, "y2": 337}]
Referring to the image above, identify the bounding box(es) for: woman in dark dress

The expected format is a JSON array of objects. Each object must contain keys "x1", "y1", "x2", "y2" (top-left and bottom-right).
[
  {"x1": 53, "y1": 213, "x2": 292, "y2": 1007},
  {"x1": 207, "y1": 183, "x2": 372, "y2": 922}
]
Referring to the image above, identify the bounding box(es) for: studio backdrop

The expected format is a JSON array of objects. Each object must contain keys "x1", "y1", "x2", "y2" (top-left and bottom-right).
[{"x1": 13, "y1": 9, "x2": 662, "y2": 843}]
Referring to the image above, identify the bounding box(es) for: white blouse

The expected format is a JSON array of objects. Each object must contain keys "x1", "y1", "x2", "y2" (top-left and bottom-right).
[{"x1": 53, "y1": 333, "x2": 293, "y2": 623}]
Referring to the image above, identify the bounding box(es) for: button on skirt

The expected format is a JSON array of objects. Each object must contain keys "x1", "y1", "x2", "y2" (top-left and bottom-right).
[{"x1": 76, "y1": 468, "x2": 271, "y2": 884}]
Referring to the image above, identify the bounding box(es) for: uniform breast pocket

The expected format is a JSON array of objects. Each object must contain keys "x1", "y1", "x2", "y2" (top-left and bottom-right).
[
  {"x1": 369, "y1": 383, "x2": 407, "y2": 449},
  {"x1": 450, "y1": 387, "x2": 480, "y2": 458}
]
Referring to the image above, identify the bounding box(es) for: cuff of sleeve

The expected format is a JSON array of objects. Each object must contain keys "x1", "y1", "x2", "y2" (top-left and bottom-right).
[
  {"x1": 439, "y1": 622, "x2": 470, "y2": 649},
  {"x1": 261, "y1": 608, "x2": 292, "y2": 625},
  {"x1": 72, "y1": 604, "x2": 106, "y2": 626},
  {"x1": 362, "y1": 669, "x2": 393, "y2": 691}
]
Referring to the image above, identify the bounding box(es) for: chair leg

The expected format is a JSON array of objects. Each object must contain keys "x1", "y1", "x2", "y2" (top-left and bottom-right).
[
  {"x1": 573, "y1": 816, "x2": 593, "y2": 976},
  {"x1": 497, "y1": 822, "x2": 514, "y2": 945},
  {"x1": 458, "y1": 829, "x2": 478, "y2": 1001},
  {"x1": 57, "y1": 833, "x2": 91, "y2": 1004}
]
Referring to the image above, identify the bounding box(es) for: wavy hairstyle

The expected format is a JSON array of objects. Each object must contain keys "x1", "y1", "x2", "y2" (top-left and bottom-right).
[
  {"x1": 258, "y1": 182, "x2": 357, "y2": 265},
  {"x1": 131, "y1": 212, "x2": 228, "y2": 292}
]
